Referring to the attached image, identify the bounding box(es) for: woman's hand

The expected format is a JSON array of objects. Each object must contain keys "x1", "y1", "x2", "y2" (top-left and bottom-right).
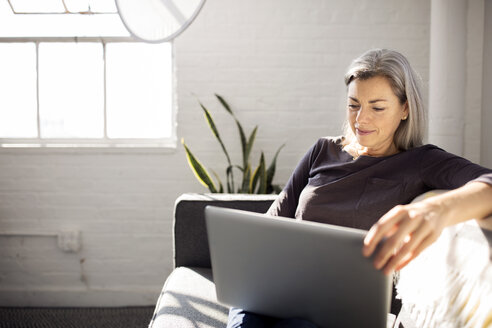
[
  {"x1": 362, "y1": 199, "x2": 450, "y2": 275},
  {"x1": 362, "y1": 182, "x2": 492, "y2": 275}
]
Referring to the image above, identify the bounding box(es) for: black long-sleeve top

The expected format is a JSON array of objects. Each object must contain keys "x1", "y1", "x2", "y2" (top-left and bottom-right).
[{"x1": 267, "y1": 136, "x2": 492, "y2": 230}]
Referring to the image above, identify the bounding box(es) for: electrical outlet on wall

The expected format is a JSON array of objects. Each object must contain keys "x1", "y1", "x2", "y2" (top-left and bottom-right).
[{"x1": 57, "y1": 230, "x2": 82, "y2": 252}]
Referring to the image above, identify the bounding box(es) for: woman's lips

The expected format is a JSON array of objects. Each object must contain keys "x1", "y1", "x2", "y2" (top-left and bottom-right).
[{"x1": 356, "y1": 128, "x2": 374, "y2": 136}]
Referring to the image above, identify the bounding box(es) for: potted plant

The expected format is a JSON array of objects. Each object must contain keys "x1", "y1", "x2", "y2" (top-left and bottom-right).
[{"x1": 182, "y1": 94, "x2": 284, "y2": 194}]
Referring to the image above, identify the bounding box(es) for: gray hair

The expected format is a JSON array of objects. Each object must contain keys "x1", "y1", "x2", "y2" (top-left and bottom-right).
[{"x1": 343, "y1": 49, "x2": 425, "y2": 150}]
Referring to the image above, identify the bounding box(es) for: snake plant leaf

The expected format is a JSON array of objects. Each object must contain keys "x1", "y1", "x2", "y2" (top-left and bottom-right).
[
  {"x1": 234, "y1": 165, "x2": 245, "y2": 173},
  {"x1": 235, "y1": 120, "x2": 248, "y2": 169},
  {"x1": 257, "y1": 152, "x2": 267, "y2": 194},
  {"x1": 216, "y1": 94, "x2": 248, "y2": 169},
  {"x1": 250, "y1": 161, "x2": 261, "y2": 194},
  {"x1": 251, "y1": 152, "x2": 267, "y2": 194},
  {"x1": 241, "y1": 164, "x2": 251, "y2": 193},
  {"x1": 199, "y1": 102, "x2": 220, "y2": 139},
  {"x1": 245, "y1": 126, "x2": 258, "y2": 167},
  {"x1": 266, "y1": 144, "x2": 285, "y2": 187},
  {"x1": 211, "y1": 169, "x2": 224, "y2": 193},
  {"x1": 182, "y1": 139, "x2": 218, "y2": 193},
  {"x1": 199, "y1": 101, "x2": 233, "y2": 166},
  {"x1": 215, "y1": 94, "x2": 233, "y2": 115},
  {"x1": 226, "y1": 165, "x2": 234, "y2": 193}
]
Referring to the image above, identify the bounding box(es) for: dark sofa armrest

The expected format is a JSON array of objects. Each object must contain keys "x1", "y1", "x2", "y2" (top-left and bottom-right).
[{"x1": 173, "y1": 193, "x2": 277, "y2": 268}]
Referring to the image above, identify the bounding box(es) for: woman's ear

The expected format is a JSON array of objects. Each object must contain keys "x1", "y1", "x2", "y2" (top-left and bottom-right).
[{"x1": 402, "y1": 101, "x2": 409, "y2": 120}]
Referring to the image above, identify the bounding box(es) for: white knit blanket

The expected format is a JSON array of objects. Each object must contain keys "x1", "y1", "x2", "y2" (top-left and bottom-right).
[{"x1": 396, "y1": 219, "x2": 492, "y2": 328}]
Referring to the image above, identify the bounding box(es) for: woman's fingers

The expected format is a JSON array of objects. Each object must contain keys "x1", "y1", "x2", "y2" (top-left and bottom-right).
[
  {"x1": 363, "y1": 202, "x2": 445, "y2": 274},
  {"x1": 371, "y1": 212, "x2": 421, "y2": 270},
  {"x1": 380, "y1": 223, "x2": 429, "y2": 274},
  {"x1": 363, "y1": 205, "x2": 407, "y2": 257}
]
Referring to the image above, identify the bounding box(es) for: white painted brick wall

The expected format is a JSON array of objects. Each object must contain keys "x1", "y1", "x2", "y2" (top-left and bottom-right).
[
  {"x1": 464, "y1": 0, "x2": 485, "y2": 163},
  {"x1": 0, "y1": 0, "x2": 455, "y2": 307},
  {"x1": 483, "y1": 0, "x2": 492, "y2": 167}
]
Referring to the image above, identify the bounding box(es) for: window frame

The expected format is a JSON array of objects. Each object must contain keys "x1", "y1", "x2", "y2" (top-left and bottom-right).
[{"x1": 0, "y1": 36, "x2": 176, "y2": 150}]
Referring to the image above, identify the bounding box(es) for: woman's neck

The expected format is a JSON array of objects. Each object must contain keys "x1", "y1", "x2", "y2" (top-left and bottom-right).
[{"x1": 345, "y1": 142, "x2": 399, "y2": 159}]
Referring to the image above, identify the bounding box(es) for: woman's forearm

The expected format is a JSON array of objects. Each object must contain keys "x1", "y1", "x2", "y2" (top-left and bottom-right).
[
  {"x1": 426, "y1": 181, "x2": 492, "y2": 227},
  {"x1": 363, "y1": 181, "x2": 492, "y2": 274}
]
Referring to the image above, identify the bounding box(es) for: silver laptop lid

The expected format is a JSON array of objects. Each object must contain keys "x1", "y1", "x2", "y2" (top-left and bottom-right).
[{"x1": 205, "y1": 205, "x2": 392, "y2": 328}]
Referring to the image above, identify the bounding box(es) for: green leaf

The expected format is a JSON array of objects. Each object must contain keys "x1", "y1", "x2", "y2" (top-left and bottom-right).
[
  {"x1": 234, "y1": 165, "x2": 245, "y2": 173},
  {"x1": 257, "y1": 152, "x2": 267, "y2": 194},
  {"x1": 199, "y1": 101, "x2": 233, "y2": 166},
  {"x1": 199, "y1": 102, "x2": 221, "y2": 140},
  {"x1": 266, "y1": 144, "x2": 285, "y2": 187},
  {"x1": 250, "y1": 162, "x2": 261, "y2": 194},
  {"x1": 182, "y1": 139, "x2": 218, "y2": 193},
  {"x1": 211, "y1": 170, "x2": 224, "y2": 193},
  {"x1": 215, "y1": 94, "x2": 233, "y2": 115},
  {"x1": 235, "y1": 120, "x2": 248, "y2": 169},
  {"x1": 226, "y1": 165, "x2": 234, "y2": 193},
  {"x1": 245, "y1": 126, "x2": 258, "y2": 167},
  {"x1": 241, "y1": 164, "x2": 251, "y2": 193},
  {"x1": 215, "y1": 95, "x2": 248, "y2": 170}
]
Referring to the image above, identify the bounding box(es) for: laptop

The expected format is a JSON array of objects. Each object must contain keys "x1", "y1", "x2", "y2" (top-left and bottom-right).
[{"x1": 204, "y1": 206, "x2": 392, "y2": 328}]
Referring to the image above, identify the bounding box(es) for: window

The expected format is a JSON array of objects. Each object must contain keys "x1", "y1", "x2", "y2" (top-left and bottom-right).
[{"x1": 0, "y1": 0, "x2": 174, "y2": 148}]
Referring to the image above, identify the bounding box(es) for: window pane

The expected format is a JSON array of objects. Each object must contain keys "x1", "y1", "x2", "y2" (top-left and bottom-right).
[
  {"x1": 9, "y1": 0, "x2": 65, "y2": 13},
  {"x1": 106, "y1": 43, "x2": 172, "y2": 139},
  {"x1": 0, "y1": 43, "x2": 37, "y2": 138},
  {"x1": 39, "y1": 43, "x2": 104, "y2": 138}
]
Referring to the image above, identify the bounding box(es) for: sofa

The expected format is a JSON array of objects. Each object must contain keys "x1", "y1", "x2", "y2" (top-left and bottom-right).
[
  {"x1": 149, "y1": 193, "x2": 278, "y2": 328},
  {"x1": 149, "y1": 192, "x2": 492, "y2": 328}
]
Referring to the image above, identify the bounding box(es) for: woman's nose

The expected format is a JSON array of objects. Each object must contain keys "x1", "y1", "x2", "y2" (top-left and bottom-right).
[{"x1": 356, "y1": 106, "x2": 371, "y2": 124}]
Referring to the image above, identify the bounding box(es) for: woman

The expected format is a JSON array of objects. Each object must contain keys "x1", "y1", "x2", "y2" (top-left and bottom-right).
[{"x1": 227, "y1": 48, "x2": 492, "y2": 328}]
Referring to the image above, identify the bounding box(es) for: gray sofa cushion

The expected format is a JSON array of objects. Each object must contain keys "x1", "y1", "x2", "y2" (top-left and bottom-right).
[
  {"x1": 149, "y1": 267, "x2": 398, "y2": 328},
  {"x1": 149, "y1": 267, "x2": 229, "y2": 328},
  {"x1": 174, "y1": 193, "x2": 277, "y2": 268}
]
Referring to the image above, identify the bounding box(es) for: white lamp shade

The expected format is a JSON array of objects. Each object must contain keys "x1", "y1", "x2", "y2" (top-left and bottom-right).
[{"x1": 115, "y1": 0, "x2": 206, "y2": 43}]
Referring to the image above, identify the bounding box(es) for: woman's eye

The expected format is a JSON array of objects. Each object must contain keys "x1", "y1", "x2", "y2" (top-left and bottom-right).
[
  {"x1": 348, "y1": 104, "x2": 359, "y2": 110},
  {"x1": 373, "y1": 107, "x2": 385, "y2": 111}
]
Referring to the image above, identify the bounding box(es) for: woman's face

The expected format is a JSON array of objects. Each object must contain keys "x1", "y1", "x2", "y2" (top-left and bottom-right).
[{"x1": 347, "y1": 76, "x2": 408, "y2": 157}]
